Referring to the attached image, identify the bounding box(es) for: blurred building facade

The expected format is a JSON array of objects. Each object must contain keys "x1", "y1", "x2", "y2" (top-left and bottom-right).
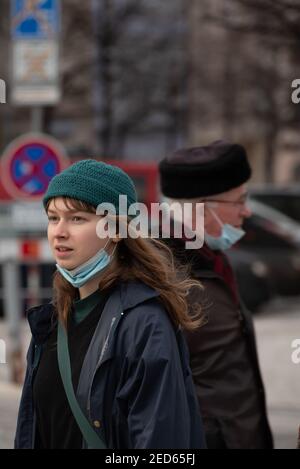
[
  {"x1": 0, "y1": 0, "x2": 300, "y2": 183},
  {"x1": 0, "y1": 0, "x2": 187, "y2": 163},
  {"x1": 187, "y1": 0, "x2": 300, "y2": 185}
]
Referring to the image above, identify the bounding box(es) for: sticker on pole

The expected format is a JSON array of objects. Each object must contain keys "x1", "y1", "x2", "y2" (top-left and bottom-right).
[
  {"x1": 11, "y1": 0, "x2": 60, "y2": 40},
  {"x1": 1, "y1": 133, "x2": 69, "y2": 200}
]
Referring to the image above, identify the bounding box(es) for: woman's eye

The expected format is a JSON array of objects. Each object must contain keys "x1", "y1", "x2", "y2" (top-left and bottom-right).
[
  {"x1": 72, "y1": 216, "x2": 84, "y2": 222},
  {"x1": 48, "y1": 216, "x2": 58, "y2": 222}
]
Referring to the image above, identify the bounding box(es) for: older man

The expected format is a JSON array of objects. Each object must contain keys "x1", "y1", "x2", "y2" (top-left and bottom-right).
[{"x1": 159, "y1": 141, "x2": 273, "y2": 449}]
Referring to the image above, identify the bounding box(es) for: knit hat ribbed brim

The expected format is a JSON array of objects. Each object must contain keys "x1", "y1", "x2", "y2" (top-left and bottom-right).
[{"x1": 43, "y1": 159, "x2": 137, "y2": 214}]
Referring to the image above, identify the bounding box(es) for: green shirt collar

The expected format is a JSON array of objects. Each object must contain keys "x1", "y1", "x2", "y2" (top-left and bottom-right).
[{"x1": 73, "y1": 289, "x2": 103, "y2": 325}]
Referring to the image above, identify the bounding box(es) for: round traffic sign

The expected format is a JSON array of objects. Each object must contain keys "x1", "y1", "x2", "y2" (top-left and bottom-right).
[{"x1": 1, "y1": 133, "x2": 69, "y2": 200}]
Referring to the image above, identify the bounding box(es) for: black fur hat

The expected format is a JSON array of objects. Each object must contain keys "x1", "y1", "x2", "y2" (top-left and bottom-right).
[{"x1": 159, "y1": 141, "x2": 252, "y2": 199}]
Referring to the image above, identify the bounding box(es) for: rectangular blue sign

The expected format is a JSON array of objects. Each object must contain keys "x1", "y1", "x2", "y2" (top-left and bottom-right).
[{"x1": 11, "y1": 0, "x2": 60, "y2": 39}]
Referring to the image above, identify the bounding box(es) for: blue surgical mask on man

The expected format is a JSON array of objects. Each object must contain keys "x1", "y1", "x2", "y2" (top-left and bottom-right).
[
  {"x1": 204, "y1": 208, "x2": 245, "y2": 251},
  {"x1": 56, "y1": 240, "x2": 115, "y2": 288}
]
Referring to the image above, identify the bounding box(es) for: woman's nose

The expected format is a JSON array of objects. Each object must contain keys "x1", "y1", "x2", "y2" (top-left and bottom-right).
[{"x1": 54, "y1": 220, "x2": 69, "y2": 238}]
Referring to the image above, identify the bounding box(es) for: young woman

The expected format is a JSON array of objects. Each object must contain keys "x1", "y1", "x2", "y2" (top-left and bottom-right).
[{"x1": 15, "y1": 159, "x2": 206, "y2": 450}]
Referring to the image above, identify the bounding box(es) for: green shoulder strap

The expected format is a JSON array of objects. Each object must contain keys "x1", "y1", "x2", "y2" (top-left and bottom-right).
[{"x1": 57, "y1": 322, "x2": 107, "y2": 449}]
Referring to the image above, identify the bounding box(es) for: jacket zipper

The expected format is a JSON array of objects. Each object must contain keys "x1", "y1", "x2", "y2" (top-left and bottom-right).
[
  {"x1": 87, "y1": 317, "x2": 117, "y2": 420},
  {"x1": 30, "y1": 344, "x2": 42, "y2": 448}
]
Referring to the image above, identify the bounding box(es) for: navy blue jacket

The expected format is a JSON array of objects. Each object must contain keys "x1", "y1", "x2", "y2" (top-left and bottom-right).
[{"x1": 15, "y1": 281, "x2": 206, "y2": 449}]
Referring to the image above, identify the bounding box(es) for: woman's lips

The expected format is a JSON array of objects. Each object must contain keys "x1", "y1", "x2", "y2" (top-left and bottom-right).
[{"x1": 55, "y1": 248, "x2": 74, "y2": 258}]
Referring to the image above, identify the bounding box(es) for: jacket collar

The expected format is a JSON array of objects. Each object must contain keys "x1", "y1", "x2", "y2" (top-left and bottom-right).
[
  {"x1": 27, "y1": 280, "x2": 160, "y2": 345},
  {"x1": 164, "y1": 236, "x2": 217, "y2": 276}
]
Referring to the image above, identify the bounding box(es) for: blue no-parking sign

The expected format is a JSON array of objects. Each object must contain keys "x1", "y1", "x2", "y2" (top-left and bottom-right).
[
  {"x1": 0, "y1": 133, "x2": 69, "y2": 200},
  {"x1": 11, "y1": 0, "x2": 60, "y2": 40}
]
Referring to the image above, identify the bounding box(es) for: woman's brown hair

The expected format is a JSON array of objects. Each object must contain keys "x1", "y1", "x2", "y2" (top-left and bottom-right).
[{"x1": 46, "y1": 197, "x2": 204, "y2": 331}]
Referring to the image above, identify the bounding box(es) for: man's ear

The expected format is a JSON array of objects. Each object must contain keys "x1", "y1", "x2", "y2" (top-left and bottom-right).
[
  {"x1": 203, "y1": 204, "x2": 216, "y2": 231},
  {"x1": 112, "y1": 236, "x2": 122, "y2": 244},
  {"x1": 203, "y1": 202, "x2": 213, "y2": 218}
]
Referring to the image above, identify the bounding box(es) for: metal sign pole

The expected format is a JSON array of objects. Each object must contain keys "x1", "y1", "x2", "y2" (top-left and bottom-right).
[
  {"x1": 3, "y1": 260, "x2": 23, "y2": 384},
  {"x1": 31, "y1": 106, "x2": 43, "y2": 133}
]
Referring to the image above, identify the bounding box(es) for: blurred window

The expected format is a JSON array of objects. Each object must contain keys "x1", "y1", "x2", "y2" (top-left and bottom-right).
[
  {"x1": 242, "y1": 216, "x2": 296, "y2": 250},
  {"x1": 252, "y1": 194, "x2": 300, "y2": 223}
]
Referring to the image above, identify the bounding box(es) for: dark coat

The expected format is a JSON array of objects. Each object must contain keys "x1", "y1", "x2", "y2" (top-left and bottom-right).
[
  {"x1": 165, "y1": 237, "x2": 274, "y2": 449},
  {"x1": 15, "y1": 280, "x2": 206, "y2": 450}
]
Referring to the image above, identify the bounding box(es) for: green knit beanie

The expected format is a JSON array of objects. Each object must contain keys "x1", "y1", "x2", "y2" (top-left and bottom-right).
[{"x1": 43, "y1": 159, "x2": 137, "y2": 214}]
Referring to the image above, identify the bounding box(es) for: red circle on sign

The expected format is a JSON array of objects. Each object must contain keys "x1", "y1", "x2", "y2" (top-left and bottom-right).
[{"x1": 1, "y1": 133, "x2": 69, "y2": 200}]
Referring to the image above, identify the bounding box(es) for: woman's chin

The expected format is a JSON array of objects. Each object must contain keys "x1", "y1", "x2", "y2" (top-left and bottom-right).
[{"x1": 56, "y1": 259, "x2": 78, "y2": 270}]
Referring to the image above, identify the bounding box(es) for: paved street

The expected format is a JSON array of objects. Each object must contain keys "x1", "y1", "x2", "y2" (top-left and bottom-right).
[
  {"x1": 254, "y1": 298, "x2": 300, "y2": 449},
  {"x1": 0, "y1": 321, "x2": 30, "y2": 450},
  {"x1": 0, "y1": 299, "x2": 299, "y2": 449},
  {"x1": 0, "y1": 382, "x2": 21, "y2": 450}
]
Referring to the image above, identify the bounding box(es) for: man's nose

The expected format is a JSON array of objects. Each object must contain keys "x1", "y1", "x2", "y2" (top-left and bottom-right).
[{"x1": 241, "y1": 204, "x2": 252, "y2": 219}]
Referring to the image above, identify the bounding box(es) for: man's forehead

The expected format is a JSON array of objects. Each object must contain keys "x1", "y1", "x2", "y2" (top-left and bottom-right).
[{"x1": 216, "y1": 184, "x2": 247, "y2": 199}]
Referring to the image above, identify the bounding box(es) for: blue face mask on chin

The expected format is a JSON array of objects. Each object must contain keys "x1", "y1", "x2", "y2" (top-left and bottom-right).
[
  {"x1": 204, "y1": 208, "x2": 245, "y2": 251},
  {"x1": 56, "y1": 240, "x2": 115, "y2": 288}
]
